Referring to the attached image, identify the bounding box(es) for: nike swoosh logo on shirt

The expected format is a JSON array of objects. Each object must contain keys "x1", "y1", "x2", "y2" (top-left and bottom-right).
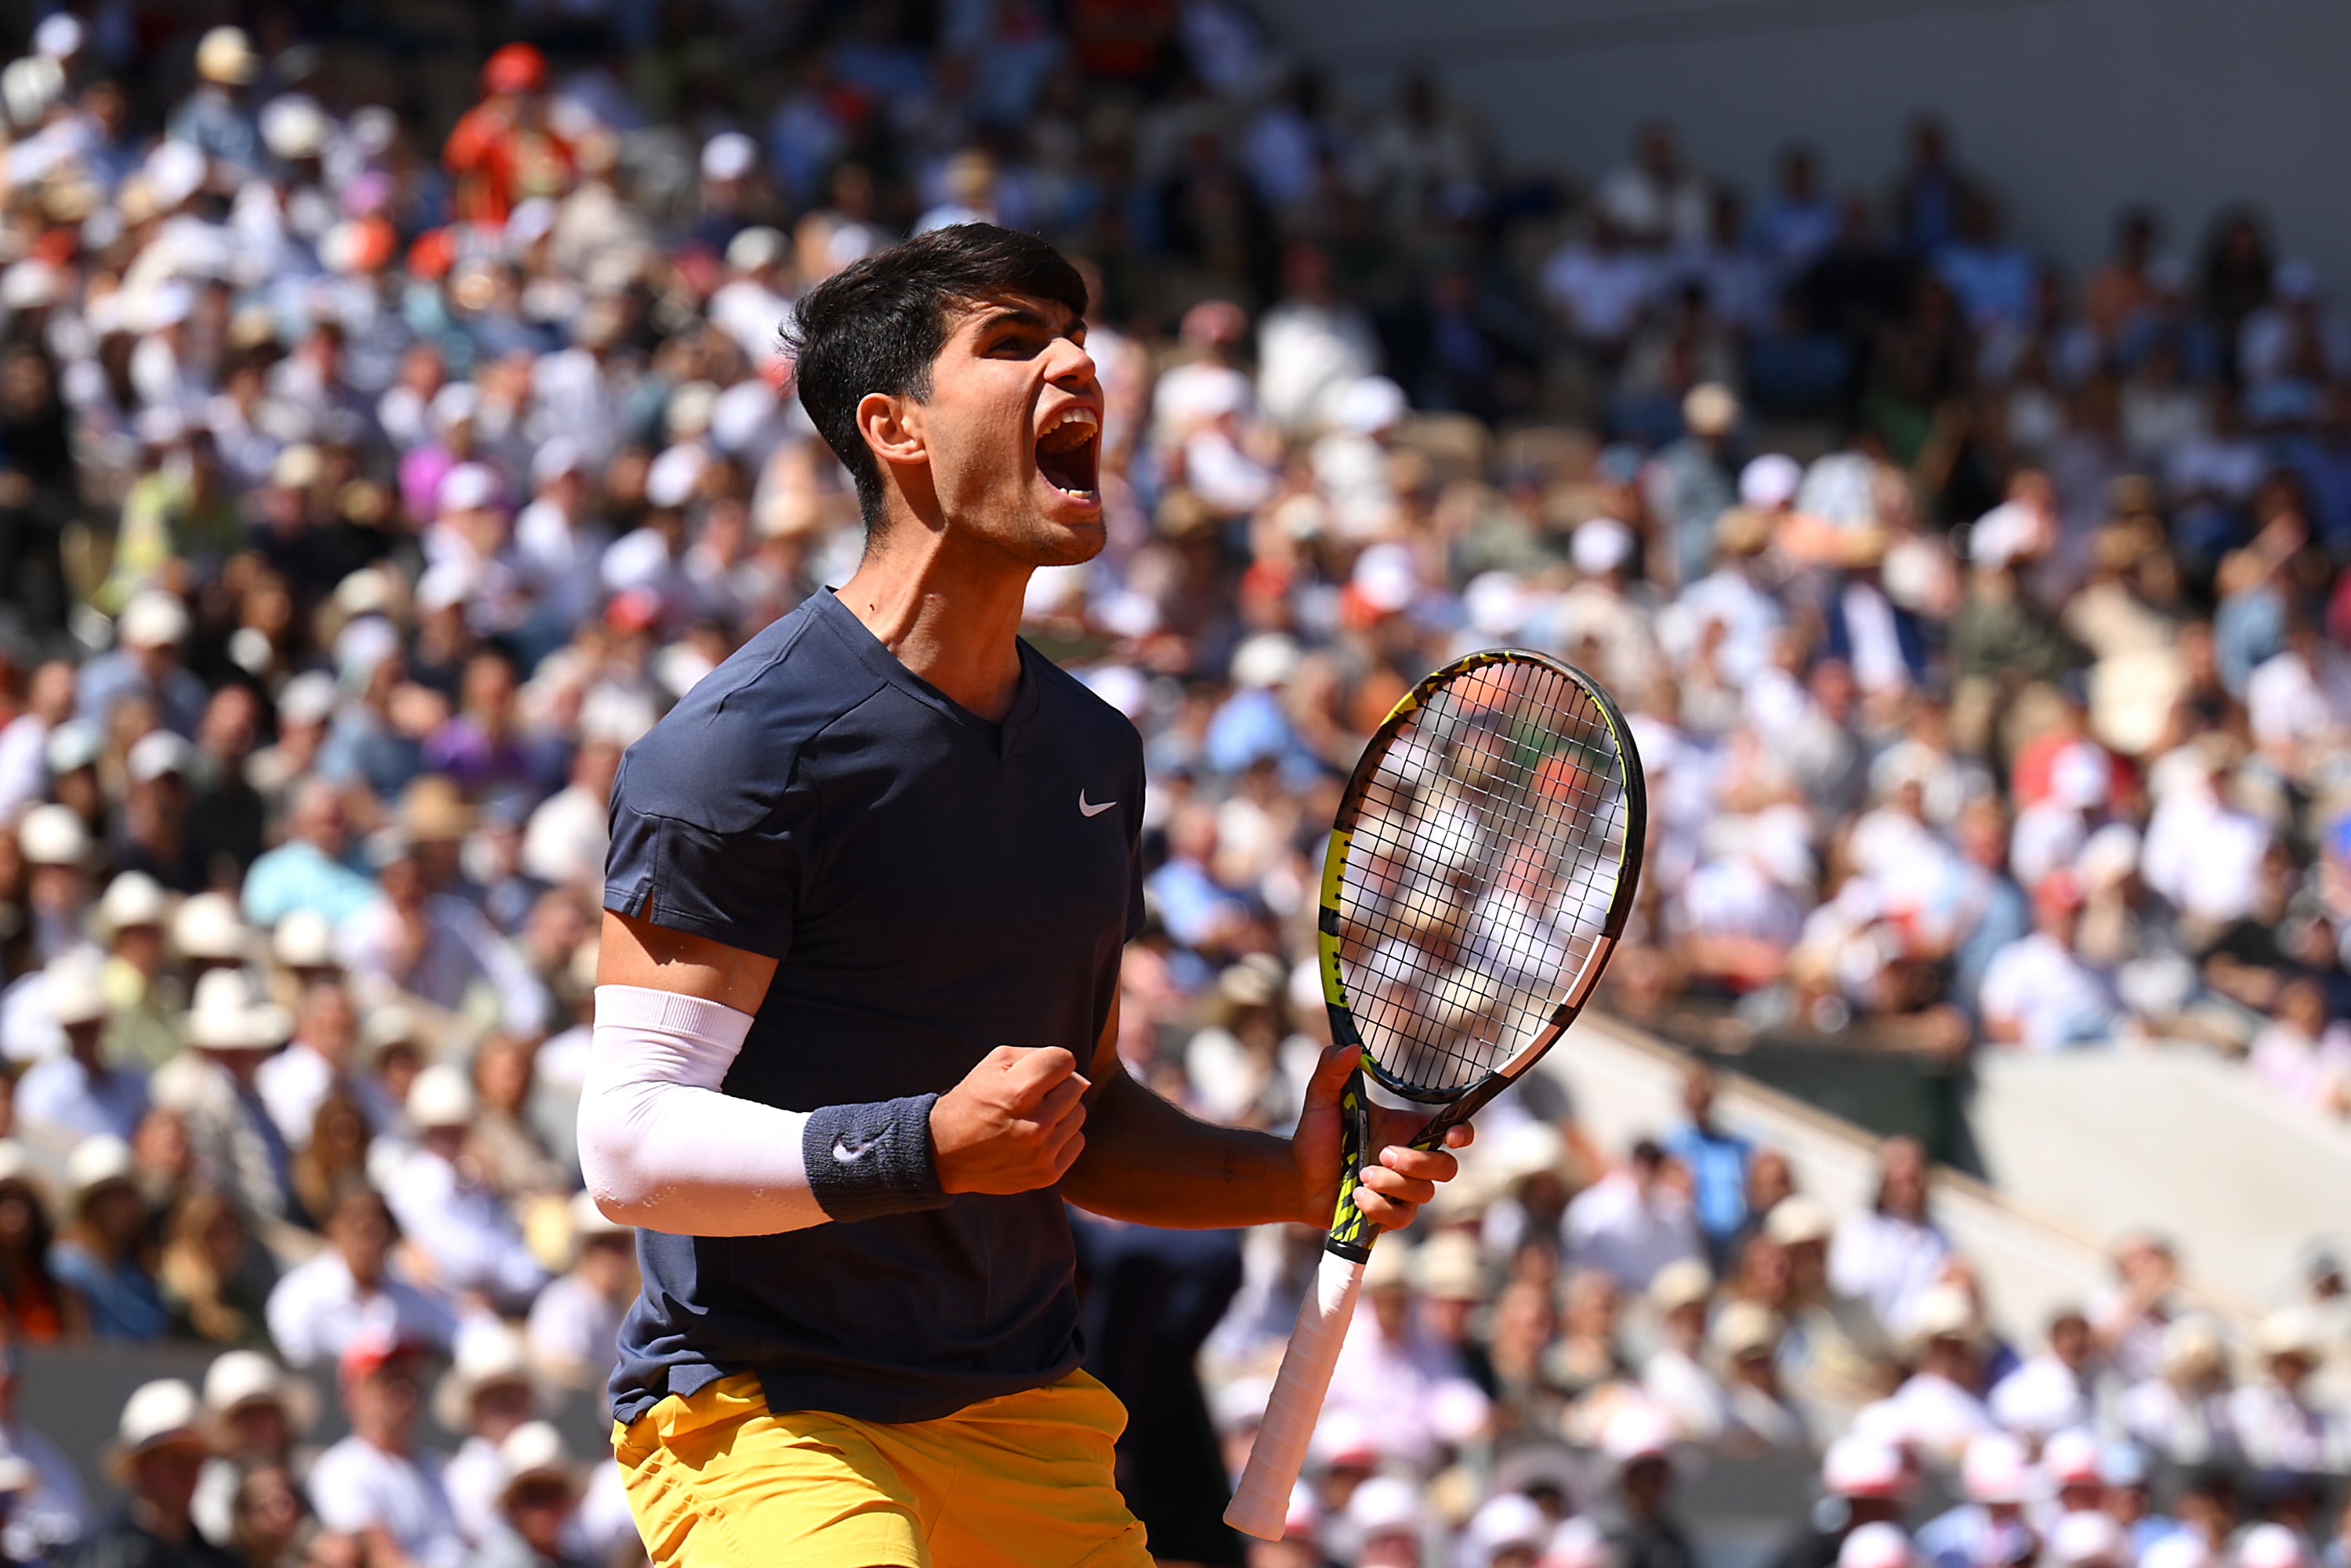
[
  {"x1": 1078, "y1": 791, "x2": 1117, "y2": 818},
  {"x1": 831, "y1": 1135, "x2": 881, "y2": 1164}
]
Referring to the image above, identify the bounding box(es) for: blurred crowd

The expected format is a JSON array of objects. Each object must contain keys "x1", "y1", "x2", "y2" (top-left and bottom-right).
[{"x1": 0, "y1": 0, "x2": 2338, "y2": 1566}]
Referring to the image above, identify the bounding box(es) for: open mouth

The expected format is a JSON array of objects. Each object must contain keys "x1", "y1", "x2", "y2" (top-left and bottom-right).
[{"x1": 1035, "y1": 404, "x2": 1101, "y2": 502}]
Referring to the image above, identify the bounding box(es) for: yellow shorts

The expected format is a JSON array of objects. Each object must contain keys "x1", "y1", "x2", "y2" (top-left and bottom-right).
[{"x1": 612, "y1": 1370, "x2": 1153, "y2": 1568}]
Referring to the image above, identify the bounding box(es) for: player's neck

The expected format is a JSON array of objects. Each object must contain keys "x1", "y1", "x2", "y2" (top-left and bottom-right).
[{"x1": 838, "y1": 526, "x2": 1029, "y2": 722}]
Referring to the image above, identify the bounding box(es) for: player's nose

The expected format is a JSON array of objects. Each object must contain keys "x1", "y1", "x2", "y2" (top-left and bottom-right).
[{"x1": 1044, "y1": 333, "x2": 1096, "y2": 392}]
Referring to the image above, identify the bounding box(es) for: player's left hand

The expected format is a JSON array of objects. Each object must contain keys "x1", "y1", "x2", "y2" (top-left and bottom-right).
[{"x1": 1290, "y1": 1043, "x2": 1473, "y2": 1232}]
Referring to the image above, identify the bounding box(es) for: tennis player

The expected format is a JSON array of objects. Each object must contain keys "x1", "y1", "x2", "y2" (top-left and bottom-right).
[{"x1": 581, "y1": 223, "x2": 1469, "y2": 1568}]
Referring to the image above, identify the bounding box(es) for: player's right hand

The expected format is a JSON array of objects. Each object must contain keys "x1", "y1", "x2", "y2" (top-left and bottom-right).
[{"x1": 930, "y1": 1045, "x2": 1089, "y2": 1195}]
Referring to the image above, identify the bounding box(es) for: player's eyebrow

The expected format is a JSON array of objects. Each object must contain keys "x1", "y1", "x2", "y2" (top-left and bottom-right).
[{"x1": 971, "y1": 305, "x2": 1085, "y2": 339}]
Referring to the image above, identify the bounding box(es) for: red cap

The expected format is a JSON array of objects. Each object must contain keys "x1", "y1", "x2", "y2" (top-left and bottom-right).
[
  {"x1": 339, "y1": 1323, "x2": 424, "y2": 1382},
  {"x1": 482, "y1": 43, "x2": 547, "y2": 96}
]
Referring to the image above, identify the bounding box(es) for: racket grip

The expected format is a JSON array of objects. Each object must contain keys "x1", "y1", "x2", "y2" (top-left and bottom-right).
[{"x1": 1223, "y1": 1248, "x2": 1365, "y2": 1541}]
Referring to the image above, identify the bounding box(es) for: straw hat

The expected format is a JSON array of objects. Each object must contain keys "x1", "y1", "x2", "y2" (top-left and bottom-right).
[
  {"x1": 17, "y1": 804, "x2": 89, "y2": 867},
  {"x1": 400, "y1": 776, "x2": 476, "y2": 845},
  {"x1": 173, "y1": 893, "x2": 256, "y2": 964},
  {"x1": 194, "y1": 27, "x2": 257, "y2": 86},
  {"x1": 408, "y1": 1063, "x2": 476, "y2": 1131},
  {"x1": 433, "y1": 1323, "x2": 534, "y2": 1432},
  {"x1": 201, "y1": 1349, "x2": 319, "y2": 1434},
  {"x1": 1649, "y1": 1258, "x2": 1713, "y2": 1314},
  {"x1": 96, "y1": 871, "x2": 170, "y2": 935},
  {"x1": 1763, "y1": 1195, "x2": 1835, "y2": 1248},
  {"x1": 103, "y1": 1379, "x2": 207, "y2": 1482},
  {"x1": 494, "y1": 1421, "x2": 581, "y2": 1508},
  {"x1": 1411, "y1": 1231, "x2": 1491, "y2": 1304},
  {"x1": 67, "y1": 1135, "x2": 136, "y2": 1203},
  {"x1": 1710, "y1": 1301, "x2": 1783, "y2": 1362},
  {"x1": 185, "y1": 969, "x2": 292, "y2": 1052},
  {"x1": 45, "y1": 956, "x2": 108, "y2": 1029},
  {"x1": 272, "y1": 910, "x2": 338, "y2": 971}
]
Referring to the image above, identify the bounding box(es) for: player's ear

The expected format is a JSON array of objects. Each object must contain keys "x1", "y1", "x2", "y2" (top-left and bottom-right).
[{"x1": 855, "y1": 390, "x2": 925, "y2": 473}]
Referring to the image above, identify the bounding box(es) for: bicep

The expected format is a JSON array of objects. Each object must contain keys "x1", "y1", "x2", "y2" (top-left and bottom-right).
[{"x1": 597, "y1": 910, "x2": 777, "y2": 1014}]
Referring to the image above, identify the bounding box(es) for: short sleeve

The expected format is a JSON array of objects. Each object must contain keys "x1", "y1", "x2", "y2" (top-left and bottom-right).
[
  {"x1": 602, "y1": 719, "x2": 813, "y2": 961},
  {"x1": 1123, "y1": 730, "x2": 1148, "y2": 943}
]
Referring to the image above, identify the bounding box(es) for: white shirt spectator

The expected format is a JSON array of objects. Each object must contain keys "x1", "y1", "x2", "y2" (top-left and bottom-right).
[
  {"x1": 1321, "y1": 1298, "x2": 1491, "y2": 1469},
  {"x1": 0, "y1": 711, "x2": 53, "y2": 820},
  {"x1": 382, "y1": 1146, "x2": 549, "y2": 1308},
  {"x1": 2140, "y1": 777, "x2": 2268, "y2": 922},
  {"x1": 265, "y1": 1250, "x2": 460, "y2": 1370},
  {"x1": 1541, "y1": 240, "x2": 1654, "y2": 346},
  {"x1": 1562, "y1": 1168, "x2": 1704, "y2": 1291},
  {"x1": 1881, "y1": 1371, "x2": 1995, "y2": 1468},
  {"x1": 2247, "y1": 645, "x2": 2351, "y2": 755},
  {"x1": 2118, "y1": 1377, "x2": 2239, "y2": 1468},
  {"x1": 1987, "y1": 1353, "x2": 2092, "y2": 1439},
  {"x1": 308, "y1": 1435, "x2": 465, "y2": 1568},
  {"x1": 521, "y1": 780, "x2": 610, "y2": 892},
  {"x1": 1976, "y1": 932, "x2": 2117, "y2": 1049},
  {"x1": 1255, "y1": 300, "x2": 1378, "y2": 434},
  {"x1": 15, "y1": 1054, "x2": 146, "y2": 1143},
  {"x1": 1643, "y1": 1343, "x2": 1728, "y2": 1443},
  {"x1": 2227, "y1": 1378, "x2": 2344, "y2": 1473},
  {"x1": 442, "y1": 1433, "x2": 505, "y2": 1548},
  {"x1": 338, "y1": 893, "x2": 551, "y2": 1036},
  {"x1": 255, "y1": 1037, "x2": 395, "y2": 1149},
  {"x1": 1830, "y1": 1210, "x2": 1951, "y2": 1334},
  {"x1": 0, "y1": 1415, "x2": 87, "y2": 1564},
  {"x1": 2248, "y1": 1017, "x2": 2351, "y2": 1109}
]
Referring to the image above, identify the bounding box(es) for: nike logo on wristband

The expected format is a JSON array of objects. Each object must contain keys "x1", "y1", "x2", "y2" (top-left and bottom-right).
[
  {"x1": 1078, "y1": 791, "x2": 1117, "y2": 817},
  {"x1": 832, "y1": 1134, "x2": 882, "y2": 1164}
]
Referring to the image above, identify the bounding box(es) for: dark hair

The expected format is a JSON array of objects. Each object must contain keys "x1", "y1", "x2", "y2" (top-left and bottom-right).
[{"x1": 784, "y1": 224, "x2": 1087, "y2": 529}]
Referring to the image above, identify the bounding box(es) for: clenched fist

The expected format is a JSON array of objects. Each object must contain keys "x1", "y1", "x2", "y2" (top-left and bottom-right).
[{"x1": 930, "y1": 1045, "x2": 1089, "y2": 1196}]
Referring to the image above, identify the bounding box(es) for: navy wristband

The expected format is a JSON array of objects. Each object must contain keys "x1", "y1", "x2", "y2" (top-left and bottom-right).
[{"x1": 802, "y1": 1094, "x2": 949, "y2": 1223}]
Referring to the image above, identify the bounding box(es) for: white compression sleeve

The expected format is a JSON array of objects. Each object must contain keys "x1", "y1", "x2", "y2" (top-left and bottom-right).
[{"x1": 578, "y1": 984, "x2": 827, "y2": 1237}]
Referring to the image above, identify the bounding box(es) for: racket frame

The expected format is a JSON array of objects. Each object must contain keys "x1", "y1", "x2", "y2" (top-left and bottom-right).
[{"x1": 1314, "y1": 648, "x2": 1646, "y2": 1262}]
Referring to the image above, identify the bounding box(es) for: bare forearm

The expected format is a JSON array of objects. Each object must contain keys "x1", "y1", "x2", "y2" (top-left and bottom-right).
[{"x1": 1062, "y1": 1072, "x2": 1313, "y2": 1229}]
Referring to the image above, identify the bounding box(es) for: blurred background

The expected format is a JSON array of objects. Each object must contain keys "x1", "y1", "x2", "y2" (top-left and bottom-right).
[{"x1": 0, "y1": 2, "x2": 2340, "y2": 1567}]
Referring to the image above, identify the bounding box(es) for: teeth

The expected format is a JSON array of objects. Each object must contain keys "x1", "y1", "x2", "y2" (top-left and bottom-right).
[{"x1": 1042, "y1": 407, "x2": 1099, "y2": 436}]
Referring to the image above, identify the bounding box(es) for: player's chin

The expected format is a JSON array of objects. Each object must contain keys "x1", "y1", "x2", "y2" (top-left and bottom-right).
[{"x1": 1027, "y1": 479, "x2": 1107, "y2": 561}]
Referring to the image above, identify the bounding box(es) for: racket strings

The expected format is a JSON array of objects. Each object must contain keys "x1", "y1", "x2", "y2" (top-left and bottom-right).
[{"x1": 1335, "y1": 659, "x2": 1628, "y2": 1095}]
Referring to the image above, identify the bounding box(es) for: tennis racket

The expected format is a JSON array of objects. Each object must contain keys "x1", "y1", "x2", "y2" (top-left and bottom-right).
[{"x1": 1223, "y1": 649, "x2": 1646, "y2": 1541}]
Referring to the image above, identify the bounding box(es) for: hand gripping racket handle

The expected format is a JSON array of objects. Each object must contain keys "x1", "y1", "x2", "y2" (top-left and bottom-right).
[{"x1": 1224, "y1": 1247, "x2": 1364, "y2": 1540}]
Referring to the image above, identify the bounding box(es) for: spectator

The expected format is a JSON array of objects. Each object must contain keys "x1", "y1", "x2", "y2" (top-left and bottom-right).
[
  {"x1": 1660, "y1": 1062, "x2": 1753, "y2": 1266},
  {"x1": 1773, "y1": 1436, "x2": 1911, "y2": 1568},
  {"x1": 525, "y1": 1194, "x2": 634, "y2": 1396},
  {"x1": 191, "y1": 1349, "x2": 313, "y2": 1550},
  {"x1": 1599, "y1": 1407, "x2": 1699, "y2": 1568},
  {"x1": 1563, "y1": 1139, "x2": 1704, "y2": 1291},
  {"x1": 240, "y1": 780, "x2": 378, "y2": 929},
  {"x1": 469, "y1": 1421, "x2": 592, "y2": 1568},
  {"x1": 13, "y1": 957, "x2": 145, "y2": 1142},
  {"x1": 1830, "y1": 1137, "x2": 1951, "y2": 1334},
  {"x1": 307, "y1": 1330, "x2": 465, "y2": 1568},
  {"x1": 156, "y1": 1190, "x2": 277, "y2": 1345},
  {"x1": 382, "y1": 1066, "x2": 548, "y2": 1310},
  {"x1": 434, "y1": 1324, "x2": 540, "y2": 1548},
  {"x1": 0, "y1": 1156, "x2": 78, "y2": 1344},
  {"x1": 150, "y1": 969, "x2": 297, "y2": 1222},
  {"x1": 46, "y1": 1135, "x2": 165, "y2": 1340},
  {"x1": 264, "y1": 1187, "x2": 457, "y2": 1371},
  {"x1": 77, "y1": 1380, "x2": 230, "y2": 1568},
  {"x1": 2228, "y1": 1308, "x2": 2345, "y2": 1474},
  {"x1": 0, "y1": 1338, "x2": 85, "y2": 1563}
]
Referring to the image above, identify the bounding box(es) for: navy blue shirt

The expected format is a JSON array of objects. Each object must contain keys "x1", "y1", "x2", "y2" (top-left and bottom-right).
[{"x1": 603, "y1": 588, "x2": 1147, "y2": 1424}]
